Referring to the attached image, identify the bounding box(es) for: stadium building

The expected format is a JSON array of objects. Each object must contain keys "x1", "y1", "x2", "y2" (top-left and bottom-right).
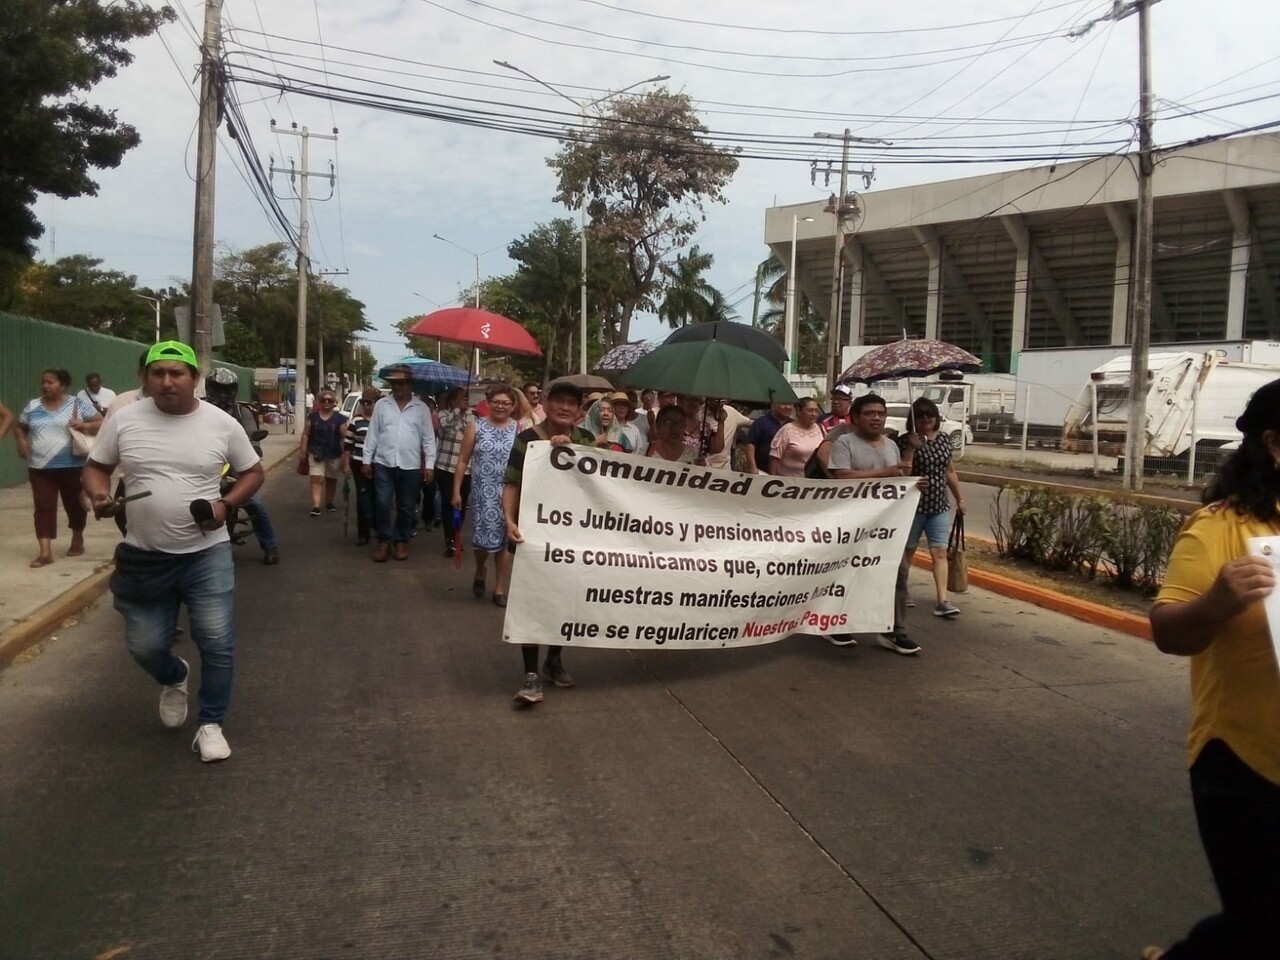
[{"x1": 763, "y1": 132, "x2": 1280, "y2": 374}]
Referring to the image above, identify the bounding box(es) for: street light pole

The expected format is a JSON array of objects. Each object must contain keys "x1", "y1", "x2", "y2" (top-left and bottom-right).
[
  {"x1": 412, "y1": 292, "x2": 446, "y2": 361},
  {"x1": 135, "y1": 294, "x2": 161, "y2": 343},
  {"x1": 494, "y1": 61, "x2": 668, "y2": 373},
  {"x1": 433, "y1": 234, "x2": 500, "y2": 375}
]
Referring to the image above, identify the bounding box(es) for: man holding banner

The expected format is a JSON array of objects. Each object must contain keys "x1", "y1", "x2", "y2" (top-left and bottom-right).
[
  {"x1": 828, "y1": 393, "x2": 923, "y2": 655},
  {"x1": 503, "y1": 380, "x2": 595, "y2": 705}
]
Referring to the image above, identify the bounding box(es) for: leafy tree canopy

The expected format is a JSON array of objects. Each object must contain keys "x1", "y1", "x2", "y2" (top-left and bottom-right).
[
  {"x1": 547, "y1": 89, "x2": 738, "y2": 346},
  {"x1": 0, "y1": 0, "x2": 174, "y2": 293},
  {"x1": 10, "y1": 254, "x2": 175, "y2": 341}
]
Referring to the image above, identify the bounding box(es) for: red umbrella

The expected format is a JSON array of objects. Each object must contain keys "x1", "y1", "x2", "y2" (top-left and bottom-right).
[{"x1": 407, "y1": 308, "x2": 542, "y2": 357}]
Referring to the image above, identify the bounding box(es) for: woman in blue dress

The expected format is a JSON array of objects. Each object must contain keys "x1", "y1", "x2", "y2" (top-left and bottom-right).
[{"x1": 452, "y1": 384, "x2": 520, "y2": 606}]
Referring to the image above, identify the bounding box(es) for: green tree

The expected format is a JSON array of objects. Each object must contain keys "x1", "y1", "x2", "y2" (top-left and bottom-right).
[
  {"x1": 217, "y1": 321, "x2": 270, "y2": 368},
  {"x1": 547, "y1": 89, "x2": 739, "y2": 346},
  {"x1": 0, "y1": 0, "x2": 174, "y2": 294},
  {"x1": 11, "y1": 255, "x2": 159, "y2": 339}
]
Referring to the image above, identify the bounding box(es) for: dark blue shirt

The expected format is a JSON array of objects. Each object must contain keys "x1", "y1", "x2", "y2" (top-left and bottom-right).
[{"x1": 746, "y1": 412, "x2": 789, "y2": 472}]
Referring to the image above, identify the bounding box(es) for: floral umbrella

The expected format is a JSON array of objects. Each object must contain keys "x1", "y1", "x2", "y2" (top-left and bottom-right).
[
  {"x1": 594, "y1": 340, "x2": 661, "y2": 374},
  {"x1": 838, "y1": 338, "x2": 982, "y2": 385}
]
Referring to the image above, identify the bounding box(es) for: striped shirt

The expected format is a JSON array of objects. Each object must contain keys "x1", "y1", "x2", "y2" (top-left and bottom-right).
[{"x1": 344, "y1": 416, "x2": 371, "y2": 460}]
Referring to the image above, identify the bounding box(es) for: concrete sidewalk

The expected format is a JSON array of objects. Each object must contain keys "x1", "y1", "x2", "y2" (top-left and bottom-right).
[{"x1": 0, "y1": 429, "x2": 299, "y2": 661}]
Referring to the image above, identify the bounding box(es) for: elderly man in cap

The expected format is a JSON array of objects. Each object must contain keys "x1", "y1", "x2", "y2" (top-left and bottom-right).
[
  {"x1": 83, "y1": 340, "x2": 264, "y2": 763},
  {"x1": 820, "y1": 384, "x2": 855, "y2": 433},
  {"x1": 361, "y1": 364, "x2": 436, "y2": 561}
]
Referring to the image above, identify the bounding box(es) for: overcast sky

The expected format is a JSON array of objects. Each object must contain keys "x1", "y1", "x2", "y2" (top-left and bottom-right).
[{"x1": 35, "y1": 0, "x2": 1280, "y2": 367}]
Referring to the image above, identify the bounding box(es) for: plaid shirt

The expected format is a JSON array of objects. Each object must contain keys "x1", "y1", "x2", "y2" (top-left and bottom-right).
[{"x1": 435, "y1": 408, "x2": 473, "y2": 472}]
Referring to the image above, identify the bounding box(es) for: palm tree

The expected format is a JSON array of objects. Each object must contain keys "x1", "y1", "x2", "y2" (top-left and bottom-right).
[
  {"x1": 757, "y1": 254, "x2": 826, "y2": 372},
  {"x1": 658, "y1": 245, "x2": 737, "y2": 327}
]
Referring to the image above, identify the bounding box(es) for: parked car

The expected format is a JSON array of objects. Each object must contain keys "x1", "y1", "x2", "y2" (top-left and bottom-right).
[
  {"x1": 339, "y1": 388, "x2": 388, "y2": 421},
  {"x1": 883, "y1": 403, "x2": 973, "y2": 451}
]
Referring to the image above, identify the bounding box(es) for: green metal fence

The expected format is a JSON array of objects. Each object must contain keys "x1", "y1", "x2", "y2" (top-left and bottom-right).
[{"x1": 0, "y1": 312, "x2": 252, "y2": 488}]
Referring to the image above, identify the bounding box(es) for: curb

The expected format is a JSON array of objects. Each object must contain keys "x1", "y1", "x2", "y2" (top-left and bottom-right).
[
  {"x1": 911, "y1": 551, "x2": 1152, "y2": 641},
  {"x1": 0, "y1": 566, "x2": 115, "y2": 669},
  {"x1": 0, "y1": 447, "x2": 297, "y2": 672}
]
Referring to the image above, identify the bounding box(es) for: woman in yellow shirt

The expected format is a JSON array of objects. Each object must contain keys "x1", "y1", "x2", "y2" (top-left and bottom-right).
[{"x1": 1144, "y1": 378, "x2": 1280, "y2": 960}]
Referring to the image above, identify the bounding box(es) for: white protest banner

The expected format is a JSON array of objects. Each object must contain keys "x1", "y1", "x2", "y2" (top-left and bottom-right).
[{"x1": 504, "y1": 442, "x2": 920, "y2": 649}]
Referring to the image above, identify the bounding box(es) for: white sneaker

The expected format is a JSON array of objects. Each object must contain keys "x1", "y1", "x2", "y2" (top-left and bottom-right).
[
  {"x1": 158, "y1": 657, "x2": 190, "y2": 728},
  {"x1": 192, "y1": 723, "x2": 231, "y2": 762}
]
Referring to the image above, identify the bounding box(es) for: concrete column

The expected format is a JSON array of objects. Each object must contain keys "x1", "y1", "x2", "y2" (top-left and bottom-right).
[
  {"x1": 1224, "y1": 190, "x2": 1251, "y2": 340},
  {"x1": 1104, "y1": 204, "x2": 1132, "y2": 344},
  {"x1": 1006, "y1": 221, "x2": 1029, "y2": 373},
  {"x1": 914, "y1": 227, "x2": 942, "y2": 340},
  {"x1": 844, "y1": 240, "x2": 865, "y2": 347}
]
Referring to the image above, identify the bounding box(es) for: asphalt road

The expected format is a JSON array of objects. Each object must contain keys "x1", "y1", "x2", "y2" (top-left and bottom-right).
[{"x1": 0, "y1": 474, "x2": 1213, "y2": 960}]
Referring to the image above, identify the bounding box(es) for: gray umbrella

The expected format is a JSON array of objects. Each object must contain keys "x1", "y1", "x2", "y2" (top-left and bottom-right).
[{"x1": 594, "y1": 340, "x2": 661, "y2": 373}]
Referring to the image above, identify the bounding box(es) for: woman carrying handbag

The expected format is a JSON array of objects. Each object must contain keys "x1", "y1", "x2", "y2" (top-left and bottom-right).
[{"x1": 900, "y1": 397, "x2": 966, "y2": 618}]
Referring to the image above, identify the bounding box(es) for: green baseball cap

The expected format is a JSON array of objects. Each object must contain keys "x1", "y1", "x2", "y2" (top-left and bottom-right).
[{"x1": 145, "y1": 340, "x2": 199, "y2": 369}]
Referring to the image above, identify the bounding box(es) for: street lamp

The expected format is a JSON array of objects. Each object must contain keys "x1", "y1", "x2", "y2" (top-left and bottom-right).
[
  {"x1": 135, "y1": 294, "x2": 161, "y2": 343},
  {"x1": 431, "y1": 235, "x2": 501, "y2": 374},
  {"x1": 412, "y1": 292, "x2": 446, "y2": 361},
  {"x1": 493, "y1": 60, "x2": 669, "y2": 374},
  {"x1": 786, "y1": 216, "x2": 815, "y2": 377}
]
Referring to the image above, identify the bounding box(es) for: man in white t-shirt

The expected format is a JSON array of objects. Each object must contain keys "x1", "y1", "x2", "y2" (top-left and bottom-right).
[
  {"x1": 83, "y1": 341, "x2": 264, "y2": 763},
  {"x1": 77, "y1": 372, "x2": 117, "y2": 417}
]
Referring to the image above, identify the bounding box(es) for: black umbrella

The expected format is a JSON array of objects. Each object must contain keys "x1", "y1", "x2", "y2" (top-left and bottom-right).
[{"x1": 664, "y1": 321, "x2": 789, "y2": 364}]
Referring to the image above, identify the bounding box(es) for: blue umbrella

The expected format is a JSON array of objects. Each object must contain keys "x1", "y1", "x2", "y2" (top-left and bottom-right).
[{"x1": 378, "y1": 357, "x2": 471, "y2": 388}]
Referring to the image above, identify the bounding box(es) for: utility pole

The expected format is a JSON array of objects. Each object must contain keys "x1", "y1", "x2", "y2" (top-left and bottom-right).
[
  {"x1": 189, "y1": 0, "x2": 223, "y2": 376},
  {"x1": 1125, "y1": 0, "x2": 1155, "y2": 491},
  {"x1": 271, "y1": 123, "x2": 337, "y2": 432},
  {"x1": 813, "y1": 129, "x2": 880, "y2": 390},
  {"x1": 749, "y1": 262, "x2": 763, "y2": 329},
  {"x1": 1070, "y1": 1, "x2": 1159, "y2": 491}
]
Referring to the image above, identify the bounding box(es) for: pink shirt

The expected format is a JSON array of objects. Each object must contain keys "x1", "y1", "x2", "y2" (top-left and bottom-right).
[{"x1": 769, "y1": 422, "x2": 823, "y2": 476}]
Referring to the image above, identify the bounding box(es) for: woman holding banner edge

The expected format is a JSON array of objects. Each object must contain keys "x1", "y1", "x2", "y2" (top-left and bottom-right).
[{"x1": 503, "y1": 380, "x2": 595, "y2": 706}]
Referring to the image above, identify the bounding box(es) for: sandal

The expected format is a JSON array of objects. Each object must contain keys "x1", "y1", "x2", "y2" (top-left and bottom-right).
[
  {"x1": 492, "y1": 594, "x2": 507, "y2": 608},
  {"x1": 30, "y1": 556, "x2": 53, "y2": 568},
  {"x1": 472, "y1": 578, "x2": 486, "y2": 598}
]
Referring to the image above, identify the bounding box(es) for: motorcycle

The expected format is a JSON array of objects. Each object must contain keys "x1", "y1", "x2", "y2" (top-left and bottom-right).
[{"x1": 199, "y1": 428, "x2": 268, "y2": 545}]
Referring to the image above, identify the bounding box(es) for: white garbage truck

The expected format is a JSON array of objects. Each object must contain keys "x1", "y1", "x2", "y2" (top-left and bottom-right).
[{"x1": 1061, "y1": 347, "x2": 1280, "y2": 466}]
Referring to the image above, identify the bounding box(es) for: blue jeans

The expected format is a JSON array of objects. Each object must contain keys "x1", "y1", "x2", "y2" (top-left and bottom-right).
[
  {"x1": 110, "y1": 542, "x2": 236, "y2": 725},
  {"x1": 373, "y1": 465, "x2": 421, "y2": 544},
  {"x1": 245, "y1": 493, "x2": 277, "y2": 550}
]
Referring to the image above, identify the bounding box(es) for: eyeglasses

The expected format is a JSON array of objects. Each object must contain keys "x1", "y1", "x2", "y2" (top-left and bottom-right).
[
  {"x1": 489, "y1": 399, "x2": 515, "y2": 407},
  {"x1": 321, "y1": 397, "x2": 336, "y2": 403}
]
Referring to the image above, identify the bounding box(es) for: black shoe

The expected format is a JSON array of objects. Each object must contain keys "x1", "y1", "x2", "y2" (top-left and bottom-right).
[
  {"x1": 326, "y1": 504, "x2": 337, "y2": 513},
  {"x1": 309, "y1": 508, "x2": 321, "y2": 517},
  {"x1": 472, "y1": 578, "x2": 486, "y2": 598},
  {"x1": 262, "y1": 548, "x2": 279, "y2": 565},
  {"x1": 444, "y1": 545, "x2": 455, "y2": 558}
]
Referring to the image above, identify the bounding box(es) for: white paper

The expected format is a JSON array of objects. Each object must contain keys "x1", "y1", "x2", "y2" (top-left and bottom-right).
[{"x1": 1246, "y1": 536, "x2": 1280, "y2": 667}]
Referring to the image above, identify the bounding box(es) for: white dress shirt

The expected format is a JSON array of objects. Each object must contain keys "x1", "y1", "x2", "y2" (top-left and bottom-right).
[{"x1": 362, "y1": 395, "x2": 437, "y2": 470}]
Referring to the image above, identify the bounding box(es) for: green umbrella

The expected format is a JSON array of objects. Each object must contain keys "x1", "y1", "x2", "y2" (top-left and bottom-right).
[{"x1": 617, "y1": 340, "x2": 798, "y2": 404}]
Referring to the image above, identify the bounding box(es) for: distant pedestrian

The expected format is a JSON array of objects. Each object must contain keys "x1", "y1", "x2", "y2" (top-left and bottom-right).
[
  {"x1": 343, "y1": 387, "x2": 381, "y2": 546},
  {"x1": 453, "y1": 384, "x2": 519, "y2": 605},
  {"x1": 435, "y1": 387, "x2": 473, "y2": 558},
  {"x1": 900, "y1": 397, "x2": 965, "y2": 619},
  {"x1": 205, "y1": 368, "x2": 280, "y2": 565},
  {"x1": 1143, "y1": 378, "x2": 1280, "y2": 960},
  {"x1": 76, "y1": 372, "x2": 117, "y2": 418},
  {"x1": 361, "y1": 365, "x2": 436, "y2": 562},
  {"x1": 819, "y1": 384, "x2": 854, "y2": 433},
  {"x1": 746, "y1": 400, "x2": 793, "y2": 473},
  {"x1": 503, "y1": 380, "x2": 595, "y2": 704},
  {"x1": 769, "y1": 397, "x2": 823, "y2": 477},
  {"x1": 299, "y1": 387, "x2": 348, "y2": 517},
  {"x1": 83, "y1": 340, "x2": 264, "y2": 763},
  {"x1": 15, "y1": 368, "x2": 100, "y2": 567},
  {"x1": 521, "y1": 381, "x2": 545, "y2": 424}
]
